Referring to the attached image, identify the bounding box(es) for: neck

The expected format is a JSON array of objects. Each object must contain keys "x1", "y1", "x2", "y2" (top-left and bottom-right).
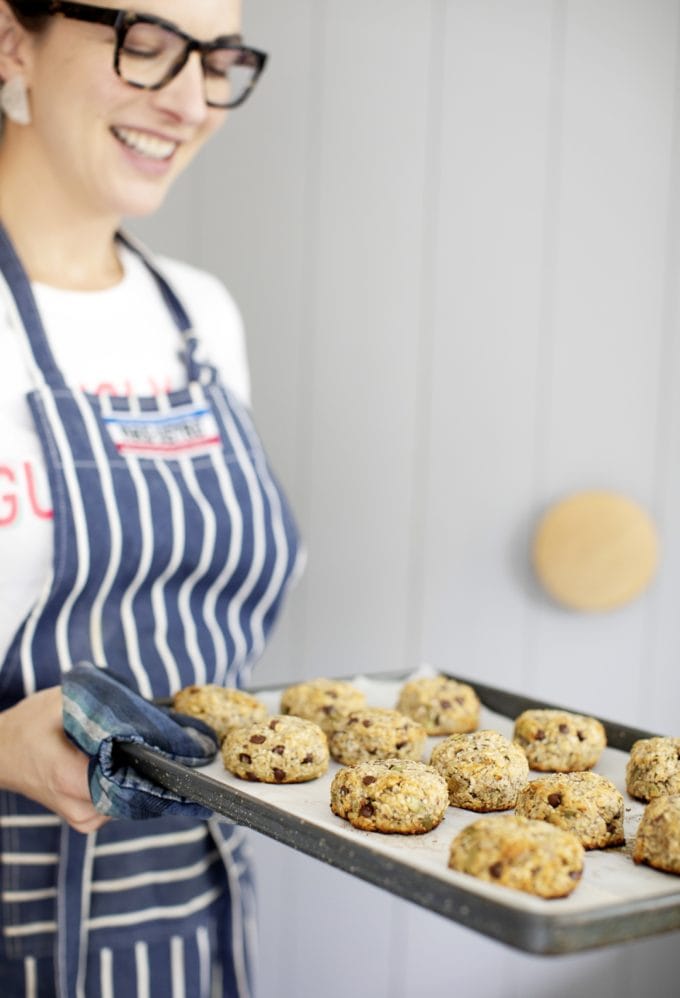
[{"x1": 0, "y1": 132, "x2": 123, "y2": 290}]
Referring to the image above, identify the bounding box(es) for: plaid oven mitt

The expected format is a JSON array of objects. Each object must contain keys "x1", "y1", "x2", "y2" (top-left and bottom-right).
[{"x1": 62, "y1": 662, "x2": 219, "y2": 820}]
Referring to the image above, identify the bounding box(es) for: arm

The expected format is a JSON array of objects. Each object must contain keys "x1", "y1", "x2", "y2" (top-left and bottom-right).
[{"x1": 0, "y1": 686, "x2": 109, "y2": 833}]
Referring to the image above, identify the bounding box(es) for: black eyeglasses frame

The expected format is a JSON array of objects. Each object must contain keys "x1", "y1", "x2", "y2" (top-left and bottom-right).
[{"x1": 16, "y1": 0, "x2": 268, "y2": 109}]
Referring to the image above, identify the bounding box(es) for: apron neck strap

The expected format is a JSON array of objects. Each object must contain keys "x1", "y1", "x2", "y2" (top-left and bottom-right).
[
  {"x1": 0, "y1": 223, "x2": 66, "y2": 390},
  {"x1": 0, "y1": 223, "x2": 204, "y2": 389}
]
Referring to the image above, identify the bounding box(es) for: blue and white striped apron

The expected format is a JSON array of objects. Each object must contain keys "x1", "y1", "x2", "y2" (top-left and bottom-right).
[{"x1": 0, "y1": 224, "x2": 300, "y2": 997}]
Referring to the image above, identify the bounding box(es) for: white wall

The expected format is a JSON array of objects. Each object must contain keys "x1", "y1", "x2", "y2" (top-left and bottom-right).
[{"x1": 134, "y1": 1, "x2": 680, "y2": 994}]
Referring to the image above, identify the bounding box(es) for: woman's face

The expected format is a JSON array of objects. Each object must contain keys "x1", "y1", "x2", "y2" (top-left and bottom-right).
[{"x1": 21, "y1": 0, "x2": 241, "y2": 220}]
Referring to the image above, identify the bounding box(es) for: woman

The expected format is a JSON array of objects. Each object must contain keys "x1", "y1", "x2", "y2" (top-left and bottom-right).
[{"x1": 0, "y1": 1, "x2": 300, "y2": 995}]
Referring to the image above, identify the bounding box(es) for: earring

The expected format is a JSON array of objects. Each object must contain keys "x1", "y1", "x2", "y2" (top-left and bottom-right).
[{"x1": 0, "y1": 75, "x2": 31, "y2": 126}]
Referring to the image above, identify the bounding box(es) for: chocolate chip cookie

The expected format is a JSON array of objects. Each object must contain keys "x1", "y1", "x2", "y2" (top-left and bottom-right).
[
  {"x1": 515, "y1": 771, "x2": 624, "y2": 849},
  {"x1": 626, "y1": 737, "x2": 680, "y2": 801},
  {"x1": 280, "y1": 678, "x2": 366, "y2": 734},
  {"x1": 633, "y1": 794, "x2": 680, "y2": 874},
  {"x1": 396, "y1": 675, "x2": 480, "y2": 735},
  {"x1": 173, "y1": 684, "x2": 268, "y2": 742},
  {"x1": 449, "y1": 815, "x2": 584, "y2": 898},
  {"x1": 513, "y1": 708, "x2": 606, "y2": 772},
  {"x1": 429, "y1": 730, "x2": 529, "y2": 811},
  {"x1": 221, "y1": 715, "x2": 329, "y2": 783},
  {"x1": 330, "y1": 759, "x2": 449, "y2": 834},
  {"x1": 328, "y1": 708, "x2": 427, "y2": 765}
]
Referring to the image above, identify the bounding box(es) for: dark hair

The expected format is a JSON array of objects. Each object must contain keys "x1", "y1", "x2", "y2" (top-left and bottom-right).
[{"x1": 7, "y1": 2, "x2": 50, "y2": 32}]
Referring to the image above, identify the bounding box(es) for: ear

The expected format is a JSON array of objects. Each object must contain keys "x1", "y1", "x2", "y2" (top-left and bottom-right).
[{"x1": 0, "y1": 1, "x2": 34, "y2": 82}]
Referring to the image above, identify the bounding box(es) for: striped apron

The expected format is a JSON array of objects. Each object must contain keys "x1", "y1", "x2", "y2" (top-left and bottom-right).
[{"x1": 0, "y1": 225, "x2": 300, "y2": 997}]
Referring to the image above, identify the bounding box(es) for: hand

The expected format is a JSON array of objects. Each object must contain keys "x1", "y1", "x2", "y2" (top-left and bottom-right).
[{"x1": 0, "y1": 686, "x2": 110, "y2": 834}]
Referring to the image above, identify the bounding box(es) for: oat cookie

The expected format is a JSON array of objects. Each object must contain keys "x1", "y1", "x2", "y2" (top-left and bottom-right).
[
  {"x1": 396, "y1": 676, "x2": 480, "y2": 735},
  {"x1": 513, "y1": 709, "x2": 606, "y2": 772},
  {"x1": 328, "y1": 708, "x2": 427, "y2": 765},
  {"x1": 173, "y1": 684, "x2": 268, "y2": 742},
  {"x1": 448, "y1": 815, "x2": 584, "y2": 898},
  {"x1": 429, "y1": 730, "x2": 528, "y2": 811},
  {"x1": 280, "y1": 678, "x2": 366, "y2": 734},
  {"x1": 221, "y1": 715, "x2": 329, "y2": 783},
  {"x1": 633, "y1": 794, "x2": 680, "y2": 874},
  {"x1": 330, "y1": 759, "x2": 449, "y2": 834},
  {"x1": 515, "y1": 772, "x2": 624, "y2": 849},
  {"x1": 626, "y1": 737, "x2": 680, "y2": 801}
]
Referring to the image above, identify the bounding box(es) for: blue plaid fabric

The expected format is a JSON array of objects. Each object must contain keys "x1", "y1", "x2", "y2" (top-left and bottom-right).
[{"x1": 62, "y1": 662, "x2": 219, "y2": 820}]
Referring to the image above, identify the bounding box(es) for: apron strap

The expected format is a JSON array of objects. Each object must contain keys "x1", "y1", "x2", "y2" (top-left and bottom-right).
[
  {"x1": 0, "y1": 222, "x2": 206, "y2": 389},
  {"x1": 56, "y1": 825, "x2": 95, "y2": 998},
  {"x1": 0, "y1": 223, "x2": 65, "y2": 390},
  {"x1": 116, "y1": 230, "x2": 206, "y2": 384}
]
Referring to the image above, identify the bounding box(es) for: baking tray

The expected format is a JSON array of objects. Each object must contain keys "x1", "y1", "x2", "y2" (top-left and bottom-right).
[{"x1": 120, "y1": 672, "x2": 680, "y2": 955}]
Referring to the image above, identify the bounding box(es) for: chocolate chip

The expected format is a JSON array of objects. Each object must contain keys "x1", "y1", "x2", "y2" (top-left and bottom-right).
[
  {"x1": 238, "y1": 753, "x2": 252, "y2": 764},
  {"x1": 250, "y1": 734, "x2": 266, "y2": 744},
  {"x1": 606, "y1": 821, "x2": 617, "y2": 834},
  {"x1": 558, "y1": 723, "x2": 569, "y2": 734},
  {"x1": 339, "y1": 786, "x2": 349, "y2": 796},
  {"x1": 363, "y1": 776, "x2": 377, "y2": 785},
  {"x1": 272, "y1": 768, "x2": 286, "y2": 782},
  {"x1": 569, "y1": 869, "x2": 583, "y2": 880},
  {"x1": 368, "y1": 748, "x2": 378, "y2": 755},
  {"x1": 548, "y1": 793, "x2": 562, "y2": 808},
  {"x1": 272, "y1": 745, "x2": 285, "y2": 755},
  {"x1": 454, "y1": 696, "x2": 465, "y2": 706},
  {"x1": 359, "y1": 802, "x2": 375, "y2": 817},
  {"x1": 534, "y1": 729, "x2": 546, "y2": 741},
  {"x1": 301, "y1": 754, "x2": 314, "y2": 764},
  {"x1": 489, "y1": 862, "x2": 503, "y2": 878},
  {"x1": 269, "y1": 720, "x2": 279, "y2": 730},
  {"x1": 577, "y1": 731, "x2": 586, "y2": 742},
  {"x1": 348, "y1": 717, "x2": 359, "y2": 724},
  {"x1": 245, "y1": 771, "x2": 258, "y2": 781},
  {"x1": 322, "y1": 705, "x2": 333, "y2": 715},
  {"x1": 395, "y1": 740, "x2": 407, "y2": 750},
  {"x1": 440, "y1": 699, "x2": 452, "y2": 709},
  {"x1": 362, "y1": 720, "x2": 373, "y2": 728}
]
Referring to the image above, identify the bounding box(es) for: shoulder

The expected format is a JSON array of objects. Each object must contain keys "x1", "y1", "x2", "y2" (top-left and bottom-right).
[{"x1": 152, "y1": 254, "x2": 251, "y2": 406}]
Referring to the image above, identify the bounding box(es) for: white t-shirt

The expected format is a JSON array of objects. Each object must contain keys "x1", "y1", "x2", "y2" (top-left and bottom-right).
[{"x1": 0, "y1": 246, "x2": 250, "y2": 662}]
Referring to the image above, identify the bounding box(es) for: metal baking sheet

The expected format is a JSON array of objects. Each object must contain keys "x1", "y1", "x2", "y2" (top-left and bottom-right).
[{"x1": 121, "y1": 672, "x2": 680, "y2": 955}]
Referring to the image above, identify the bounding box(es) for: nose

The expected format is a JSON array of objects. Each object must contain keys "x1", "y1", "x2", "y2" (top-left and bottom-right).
[{"x1": 152, "y1": 51, "x2": 210, "y2": 125}]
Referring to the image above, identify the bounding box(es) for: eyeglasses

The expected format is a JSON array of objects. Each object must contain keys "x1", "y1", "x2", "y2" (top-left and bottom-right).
[{"x1": 16, "y1": 1, "x2": 267, "y2": 108}]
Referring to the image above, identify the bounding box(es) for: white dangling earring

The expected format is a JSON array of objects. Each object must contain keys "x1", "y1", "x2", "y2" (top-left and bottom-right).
[{"x1": 0, "y1": 75, "x2": 31, "y2": 126}]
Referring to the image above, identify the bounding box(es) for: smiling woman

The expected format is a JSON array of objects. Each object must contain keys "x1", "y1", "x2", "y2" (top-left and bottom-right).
[{"x1": 0, "y1": 2, "x2": 299, "y2": 997}]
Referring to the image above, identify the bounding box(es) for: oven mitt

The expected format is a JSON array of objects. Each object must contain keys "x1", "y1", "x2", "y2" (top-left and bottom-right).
[{"x1": 62, "y1": 661, "x2": 219, "y2": 820}]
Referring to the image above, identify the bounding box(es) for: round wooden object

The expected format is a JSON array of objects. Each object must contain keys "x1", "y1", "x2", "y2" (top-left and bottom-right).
[{"x1": 532, "y1": 491, "x2": 658, "y2": 612}]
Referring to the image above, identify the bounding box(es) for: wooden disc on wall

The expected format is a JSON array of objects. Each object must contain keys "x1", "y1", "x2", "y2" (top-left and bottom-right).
[{"x1": 532, "y1": 491, "x2": 658, "y2": 612}]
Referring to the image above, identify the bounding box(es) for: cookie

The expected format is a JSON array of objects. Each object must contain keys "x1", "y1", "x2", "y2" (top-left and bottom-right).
[
  {"x1": 429, "y1": 730, "x2": 528, "y2": 811},
  {"x1": 221, "y1": 715, "x2": 329, "y2": 783},
  {"x1": 280, "y1": 678, "x2": 366, "y2": 734},
  {"x1": 448, "y1": 815, "x2": 584, "y2": 898},
  {"x1": 173, "y1": 684, "x2": 268, "y2": 742},
  {"x1": 396, "y1": 676, "x2": 480, "y2": 735},
  {"x1": 632, "y1": 794, "x2": 680, "y2": 874},
  {"x1": 626, "y1": 737, "x2": 680, "y2": 801},
  {"x1": 515, "y1": 772, "x2": 624, "y2": 849},
  {"x1": 513, "y1": 709, "x2": 606, "y2": 772},
  {"x1": 330, "y1": 759, "x2": 449, "y2": 834},
  {"x1": 328, "y1": 708, "x2": 427, "y2": 765}
]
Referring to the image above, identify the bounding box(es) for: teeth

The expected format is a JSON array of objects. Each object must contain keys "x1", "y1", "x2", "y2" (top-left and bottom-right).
[{"x1": 113, "y1": 127, "x2": 176, "y2": 160}]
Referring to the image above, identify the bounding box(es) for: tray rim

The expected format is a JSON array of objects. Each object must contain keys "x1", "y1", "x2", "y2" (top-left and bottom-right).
[{"x1": 122, "y1": 670, "x2": 680, "y2": 955}]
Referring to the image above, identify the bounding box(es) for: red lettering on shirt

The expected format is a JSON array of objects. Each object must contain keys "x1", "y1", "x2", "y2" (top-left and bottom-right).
[
  {"x1": 24, "y1": 461, "x2": 53, "y2": 520},
  {"x1": 86, "y1": 376, "x2": 174, "y2": 397},
  {"x1": 0, "y1": 462, "x2": 53, "y2": 526},
  {"x1": 0, "y1": 466, "x2": 18, "y2": 525}
]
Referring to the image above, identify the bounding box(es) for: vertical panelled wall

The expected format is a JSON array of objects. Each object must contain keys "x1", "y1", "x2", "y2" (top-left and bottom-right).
[{"x1": 133, "y1": 1, "x2": 680, "y2": 995}]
